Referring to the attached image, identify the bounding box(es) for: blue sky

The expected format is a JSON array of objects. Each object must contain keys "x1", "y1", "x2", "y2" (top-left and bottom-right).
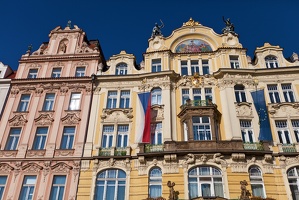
[{"x1": 1, "y1": 0, "x2": 298, "y2": 70}]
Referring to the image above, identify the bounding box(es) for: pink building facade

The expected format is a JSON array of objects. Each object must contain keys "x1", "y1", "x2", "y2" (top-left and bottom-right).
[{"x1": 0, "y1": 23, "x2": 104, "y2": 200}]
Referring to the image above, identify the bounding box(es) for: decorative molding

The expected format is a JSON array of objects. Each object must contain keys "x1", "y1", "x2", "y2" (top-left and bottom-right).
[
  {"x1": 54, "y1": 149, "x2": 75, "y2": 156},
  {"x1": 34, "y1": 113, "x2": 54, "y2": 125},
  {"x1": 0, "y1": 163, "x2": 14, "y2": 173},
  {"x1": 217, "y1": 74, "x2": 254, "y2": 90},
  {"x1": 61, "y1": 113, "x2": 81, "y2": 125},
  {"x1": 183, "y1": 18, "x2": 200, "y2": 27},
  {"x1": 0, "y1": 151, "x2": 18, "y2": 158},
  {"x1": 21, "y1": 163, "x2": 43, "y2": 173},
  {"x1": 151, "y1": 105, "x2": 164, "y2": 120},
  {"x1": 235, "y1": 102, "x2": 253, "y2": 118},
  {"x1": 101, "y1": 108, "x2": 133, "y2": 122},
  {"x1": 51, "y1": 162, "x2": 73, "y2": 173},
  {"x1": 26, "y1": 150, "x2": 46, "y2": 157},
  {"x1": 9, "y1": 114, "x2": 28, "y2": 126},
  {"x1": 69, "y1": 83, "x2": 87, "y2": 92},
  {"x1": 268, "y1": 102, "x2": 299, "y2": 117}
]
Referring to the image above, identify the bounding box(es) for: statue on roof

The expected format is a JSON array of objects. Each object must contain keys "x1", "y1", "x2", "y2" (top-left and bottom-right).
[
  {"x1": 151, "y1": 19, "x2": 164, "y2": 38},
  {"x1": 222, "y1": 16, "x2": 237, "y2": 36}
]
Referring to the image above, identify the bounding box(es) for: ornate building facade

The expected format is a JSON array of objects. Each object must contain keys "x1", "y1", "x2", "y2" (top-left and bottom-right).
[
  {"x1": 77, "y1": 18, "x2": 299, "y2": 200},
  {"x1": 0, "y1": 23, "x2": 104, "y2": 199}
]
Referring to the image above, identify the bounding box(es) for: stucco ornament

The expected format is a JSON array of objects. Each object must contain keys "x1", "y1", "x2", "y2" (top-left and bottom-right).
[
  {"x1": 61, "y1": 113, "x2": 81, "y2": 125},
  {"x1": 183, "y1": 17, "x2": 200, "y2": 27},
  {"x1": 9, "y1": 114, "x2": 28, "y2": 126},
  {"x1": 35, "y1": 113, "x2": 54, "y2": 125}
]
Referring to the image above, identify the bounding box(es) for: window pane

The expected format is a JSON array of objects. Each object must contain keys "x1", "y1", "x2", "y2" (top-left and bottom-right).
[
  {"x1": 43, "y1": 93, "x2": 55, "y2": 111},
  {"x1": 60, "y1": 127, "x2": 75, "y2": 149},
  {"x1": 75, "y1": 67, "x2": 85, "y2": 77},
  {"x1": 18, "y1": 94, "x2": 30, "y2": 112},
  {"x1": 5, "y1": 128, "x2": 21, "y2": 150}
]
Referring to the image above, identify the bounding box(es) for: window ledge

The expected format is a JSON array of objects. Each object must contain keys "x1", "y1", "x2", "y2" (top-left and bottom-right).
[
  {"x1": 13, "y1": 111, "x2": 29, "y2": 114},
  {"x1": 54, "y1": 149, "x2": 74, "y2": 156}
]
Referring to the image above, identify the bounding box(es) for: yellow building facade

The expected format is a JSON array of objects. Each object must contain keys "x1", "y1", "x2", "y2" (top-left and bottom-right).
[{"x1": 77, "y1": 18, "x2": 299, "y2": 200}]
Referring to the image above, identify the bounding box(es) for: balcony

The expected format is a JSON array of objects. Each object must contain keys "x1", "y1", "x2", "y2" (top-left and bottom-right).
[
  {"x1": 98, "y1": 146, "x2": 131, "y2": 156},
  {"x1": 180, "y1": 99, "x2": 214, "y2": 109},
  {"x1": 243, "y1": 142, "x2": 264, "y2": 150},
  {"x1": 145, "y1": 144, "x2": 164, "y2": 153},
  {"x1": 279, "y1": 144, "x2": 297, "y2": 153},
  {"x1": 138, "y1": 140, "x2": 270, "y2": 155}
]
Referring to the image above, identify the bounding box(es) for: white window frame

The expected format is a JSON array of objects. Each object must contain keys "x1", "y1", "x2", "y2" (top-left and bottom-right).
[
  {"x1": 28, "y1": 69, "x2": 38, "y2": 78},
  {"x1": 43, "y1": 93, "x2": 55, "y2": 111},
  {"x1": 188, "y1": 166, "x2": 224, "y2": 198},
  {"x1": 292, "y1": 120, "x2": 299, "y2": 143},
  {"x1": 32, "y1": 127, "x2": 48, "y2": 150},
  {"x1": 119, "y1": 91, "x2": 130, "y2": 108},
  {"x1": 181, "y1": 60, "x2": 188, "y2": 76},
  {"x1": 192, "y1": 116, "x2": 212, "y2": 141},
  {"x1": 5, "y1": 128, "x2": 21, "y2": 150},
  {"x1": 149, "y1": 167, "x2": 162, "y2": 198},
  {"x1": 249, "y1": 166, "x2": 266, "y2": 198},
  {"x1": 265, "y1": 56, "x2": 279, "y2": 68},
  {"x1": 0, "y1": 176, "x2": 7, "y2": 200},
  {"x1": 150, "y1": 123, "x2": 162, "y2": 145},
  {"x1": 68, "y1": 93, "x2": 81, "y2": 110},
  {"x1": 267, "y1": 84, "x2": 281, "y2": 103},
  {"x1": 181, "y1": 88, "x2": 213, "y2": 105},
  {"x1": 234, "y1": 85, "x2": 246, "y2": 103},
  {"x1": 151, "y1": 88, "x2": 162, "y2": 105},
  {"x1": 75, "y1": 66, "x2": 85, "y2": 77},
  {"x1": 51, "y1": 68, "x2": 61, "y2": 78},
  {"x1": 230, "y1": 55, "x2": 240, "y2": 69},
  {"x1": 19, "y1": 176, "x2": 37, "y2": 200},
  {"x1": 276, "y1": 121, "x2": 292, "y2": 144},
  {"x1": 287, "y1": 167, "x2": 299, "y2": 200},
  {"x1": 116, "y1": 63, "x2": 128, "y2": 75},
  {"x1": 60, "y1": 126, "x2": 75, "y2": 149},
  {"x1": 151, "y1": 59, "x2": 161, "y2": 72},
  {"x1": 17, "y1": 94, "x2": 30, "y2": 112},
  {"x1": 49, "y1": 175, "x2": 66, "y2": 200},
  {"x1": 282, "y1": 83, "x2": 295, "y2": 102},
  {"x1": 191, "y1": 60, "x2": 200, "y2": 75},
  {"x1": 240, "y1": 120, "x2": 255, "y2": 143},
  {"x1": 102, "y1": 125, "x2": 114, "y2": 148},
  {"x1": 116, "y1": 125, "x2": 129, "y2": 148}
]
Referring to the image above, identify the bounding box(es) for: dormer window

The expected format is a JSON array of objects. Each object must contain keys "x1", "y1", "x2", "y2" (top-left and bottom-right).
[
  {"x1": 115, "y1": 63, "x2": 127, "y2": 75},
  {"x1": 28, "y1": 69, "x2": 38, "y2": 79},
  {"x1": 265, "y1": 56, "x2": 279, "y2": 68}
]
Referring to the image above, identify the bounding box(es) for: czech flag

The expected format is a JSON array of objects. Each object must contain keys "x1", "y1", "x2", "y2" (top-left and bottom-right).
[{"x1": 136, "y1": 92, "x2": 151, "y2": 143}]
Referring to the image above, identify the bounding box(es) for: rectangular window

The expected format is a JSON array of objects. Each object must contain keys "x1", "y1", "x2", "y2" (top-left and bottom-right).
[
  {"x1": 5, "y1": 128, "x2": 21, "y2": 150},
  {"x1": 152, "y1": 59, "x2": 161, "y2": 72},
  {"x1": 275, "y1": 121, "x2": 291, "y2": 144},
  {"x1": 42, "y1": 93, "x2": 55, "y2": 111},
  {"x1": 151, "y1": 88, "x2": 162, "y2": 105},
  {"x1": 51, "y1": 68, "x2": 61, "y2": 78},
  {"x1": 27, "y1": 69, "x2": 38, "y2": 79},
  {"x1": 68, "y1": 93, "x2": 81, "y2": 110},
  {"x1": 60, "y1": 127, "x2": 75, "y2": 149},
  {"x1": 268, "y1": 85, "x2": 280, "y2": 103},
  {"x1": 205, "y1": 88, "x2": 212, "y2": 101},
  {"x1": 193, "y1": 89, "x2": 201, "y2": 101},
  {"x1": 102, "y1": 125, "x2": 114, "y2": 148},
  {"x1": 192, "y1": 116, "x2": 211, "y2": 141},
  {"x1": 282, "y1": 83, "x2": 295, "y2": 102},
  {"x1": 17, "y1": 94, "x2": 30, "y2": 112},
  {"x1": 181, "y1": 61, "x2": 188, "y2": 75},
  {"x1": 117, "y1": 125, "x2": 129, "y2": 148},
  {"x1": 202, "y1": 60, "x2": 210, "y2": 75},
  {"x1": 32, "y1": 127, "x2": 48, "y2": 150},
  {"x1": 0, "y1": 176, "x2": 7, "y2": 200},
  {"x1": 49, "y1": 175, "x2": 66, "y2": 200},
  {"x1": 292, "y1": 120, "x2": 299, "y2": 142},
  {"x1": 234, "y1": 85, "x2": 246, "y2": 103},
  {"x1": 240, "y1": 120, "x2": 254, "y2": 143},
  {"x1": 182, "y1": 89, "x2": 190, "y2": 104},
  {"x1": 151, "y1": 123, "x2": 162, "y2": 145},
  {"x1": 19, "y1": 176, "x2": 36, "y2": 200},
  {"x1": 119, "y1": 91, "x2": 130, "y2": 108},
  {"x1": 191, "y1": 60, "x2": 199, "y2": 75},
  {"x1": 230, "y1": 56, "x2": 240, "y2": 69},
  {"x1": 107, "y1": 91, "x2": 117, "y2": 108},
  {"x1": 75, "y1": 67, "x2": 85, "y2": 77}
]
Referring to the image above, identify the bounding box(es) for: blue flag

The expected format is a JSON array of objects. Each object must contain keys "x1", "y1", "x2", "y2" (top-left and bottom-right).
[{"x1": 251, "y1": 89, "x2": 273, "y2": 141}]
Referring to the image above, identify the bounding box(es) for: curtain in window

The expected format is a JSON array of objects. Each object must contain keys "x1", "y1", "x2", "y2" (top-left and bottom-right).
[{"x1": 252, "y1": 184, "x2": 264, "y2": 197}]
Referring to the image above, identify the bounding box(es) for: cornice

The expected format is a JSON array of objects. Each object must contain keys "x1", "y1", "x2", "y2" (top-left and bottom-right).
[{"x1": 19, "y1": 54, "x2": 100, "y2": 63}]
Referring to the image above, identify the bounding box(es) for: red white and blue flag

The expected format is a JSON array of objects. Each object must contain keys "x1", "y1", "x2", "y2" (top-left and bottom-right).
[{"x1": 136, "y1": 92, "x2": 151, "y2": 143}]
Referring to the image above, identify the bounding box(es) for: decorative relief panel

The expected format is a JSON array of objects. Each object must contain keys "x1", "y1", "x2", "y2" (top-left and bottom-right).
[
  {"x1": 235, "y1": 102, "x2": 253, "y2": 118},
  {"x1": 0, "y1": 151, "x2": 18, "y2": 158},
  {"x1": 268, "y1": 103, "x2": 299, "y2": 117},
  {"x1": 69, "y1": 83, "x2": 87, "y2": 92},
  {"x1": 217, "y1": 74, "x2": 254, "y2": 90},
  {"x1": 139, "y1": 76, "x2": 172, "y2": 91},
  {"x1": 101, "y1": 108, "x2": 133, "y2": 122},
  {"x1": 26, "y1": 150, "x2": 46, "y2": 157},
  {"x1": 0, "y1": 163, "x2": 14, "y2": 173},
  {"x1": 54, "y1": 149, "x2": 75, "y2": 156},
  {"x1": 51, "y1": 162, "x2": 73, "y2": 173},
  {"x1": 93, "y1": 158, "x2": 131, "y2": 173},
  {"x1": 35, "y1": 113, "x2": 54, "y2": 125},
  {"x1": 151, "y1": 105, "x2": 164, "y2": 120},
  {"x1": 21, "y1": 163, "x2": 43, "y2": 173},
  {"x1": 61, "y1": 113, "x2": 81, "y2": 125},
  {"x1": 9, "y1": 114, "x2": 28, "y2": 126},
  {"x1": 135, "y1": 157, "x2": 164, "y2": 175}
]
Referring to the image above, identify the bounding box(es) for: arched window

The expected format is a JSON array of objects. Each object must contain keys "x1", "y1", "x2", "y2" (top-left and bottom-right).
[
  {"x1": 249, "y1": 166, "x2": 265, "y2": 198},
  {"x1": 265, "y1": 56, "x2": 279, "y2": 68},
  {"x1": 94, "y1": 169, "x2": 126, "y2": 200},
  {"x1": 151, "y1": 88, "x2": 162, "y2": 105},
  {"x1": 149, "y1": 167, "x2": 162, "y2": 198},
  {"x1": 234, "y1": 85, "x2": 246, "y2": 103},
  {"x1": 287, "y1": 166, "x2": 299, "y2": 199},
  {"x1": 188, "y1": 166, "x2": 224, "y2": 198},
  {"x1": 116, "y1": 63, "x2": 127, "y2": 75}
]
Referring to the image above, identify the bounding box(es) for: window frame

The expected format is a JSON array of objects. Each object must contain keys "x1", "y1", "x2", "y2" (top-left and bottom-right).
[
  {"x1": 17, "y1": 94, "x2": 31, "y2": 112},
  {"x1": 0, "y1": 176, "x2": 7, "y2": 200},
  {"x1": 60, "y1": 126, "x2": 75, "y2": 149},
  {"x1": 49, "y1": 175, "x2": 66, "y2": 200},
  {"x1": 282, "y1": 83, "x2": 295, "y2": 103},
  {"x1": 230, "y1": 55, "x2": 240, "y2": 69},
  {"x1": 75, "y1": 66, "x2": 86, "y2": 77},
  {"x1": 68, "y1": 93, "x2": 81, "y2": 110},
  {"x1": 267, "y1": 84, "x2": 281, "y2": 103},
  {"x1": 27, "y1": 69, "x2": 38, "y2": 79},
  {"x1": 151, "y1": 59, "x2": 161, "y2": 73},
  {"x1": 116, "y1": 125, "x2": 129, "y2": 148},
  {"x1": 150, "y1": 123, "x2": 162, "y2": 145},
  {"x1": 192, "y1": 116, "x2": 212, "y2": 141},
  {"x1": 51, "y1": 68, "x2": 61, "y2": 78},
  {"x1": 19, "y1": 175, "x2": 37, "y2": 200},
  {"x1": 42, "y1": 93, "x2": 55, "y2": 111},
  {"x1": 240, "y1": 120, "x2": 255, "y2": 143},
  {"x1": 32, "y1": 127, "x2": 48, "y2": 150},
  {"x1": 149, "y1": 167, "x2": 162, "y2": 198},
  {"x1": 5, "y1": 128, "x2": 21, "y2": 150},
  {"x1": 119, "y1": 90, "x2": 130, "y2": 109},
  {"x1": 287, "y1": 166, "x2": 299, "y2": 200},
  {"x1": 151, "y1": 88, "x2": 162, "y2": 105},
  {"x1": 115, "y1": 63, "x2": 128, "y2": 75},
  {"x1": 275, "y1": 121, "x2": 292, "y2": 144},
  {"x1": 265, "y1": 56, "x2": 279, "y2": 68},
  {"x1": 234, "y1": 85, "x2": 246, "y2": 103},
  {"x1": 249, "y1": 166, "x2": 266, "y2": 198}
]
